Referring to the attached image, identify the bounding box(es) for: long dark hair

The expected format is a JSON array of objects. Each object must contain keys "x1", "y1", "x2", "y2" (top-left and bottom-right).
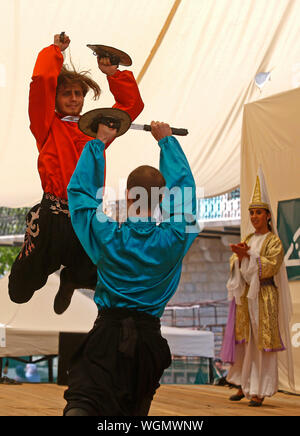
[
  {"x1": 266, "y1": 209, "x2": 272, "y2": 231},
  {"x1": 56, "y1": 64, "x2": 101, "y2": 100}
]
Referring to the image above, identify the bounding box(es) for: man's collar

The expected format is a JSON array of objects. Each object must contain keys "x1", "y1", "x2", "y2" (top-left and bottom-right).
[{"x1": 60, "y1": 115, "x2": 80, "y2": 123}]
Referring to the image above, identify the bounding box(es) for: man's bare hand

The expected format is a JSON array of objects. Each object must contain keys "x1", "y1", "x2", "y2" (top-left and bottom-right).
[
  {"x1": 54, "y1": 33, "x2": 70, "y2": 52},
  {"x1": 150, "y1": 121, "x2": 172, "y2": 142},
  {"x1": 97, "y1": 57, "x2": 118, "y2": 76},
  {"x1": 96, "y1": 123, "x2": 117, "y2": 144}
]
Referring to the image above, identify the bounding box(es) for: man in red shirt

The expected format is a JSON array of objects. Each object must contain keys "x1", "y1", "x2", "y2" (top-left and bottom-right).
[{"x1": 8, "y1": 34, "x2": 144, "y2": 314}]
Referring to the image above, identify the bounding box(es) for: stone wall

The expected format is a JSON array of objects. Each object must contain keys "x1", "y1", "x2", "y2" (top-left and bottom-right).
[
  {"x1": 162, "y1": 234, "x2": 240, "y2": 329},
  {"x1": 172, "y1": 236, "x2": 231, "y2": 304}
]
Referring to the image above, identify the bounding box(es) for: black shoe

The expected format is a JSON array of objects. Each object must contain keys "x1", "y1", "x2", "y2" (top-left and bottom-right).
[
  {"x1": 229, "y1": 393, "x2": 245, "y2": 401},
  {"x1": 8, "y1": 276, "x2": 35, "y2": 304},
  {"x1": 65, "y1": 408, "x2": 89, "y2": 416},
  {"x1": 9, "y1": 288, "x2": 35, "y2": 304},
  {"x1": 248, "y1": 397, "x2": 264, "y2": 407},
  {"x1": 54, "y1": 270, "x2": 75, "y2": 315},
  {"x1": 0, "y1": 376, "x2": 22, "y2": 385}
]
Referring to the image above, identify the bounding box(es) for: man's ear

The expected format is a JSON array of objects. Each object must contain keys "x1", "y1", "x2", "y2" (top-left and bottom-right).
[
  {"x1": 159, "y1": 194, "x2": 165, "y2": 204},
  {"x1": 126, "y1": 188, "x2": 133, "y2": 206}
]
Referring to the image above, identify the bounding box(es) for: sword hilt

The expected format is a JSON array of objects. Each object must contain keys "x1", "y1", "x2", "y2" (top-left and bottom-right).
[
  {"x1": 89, "y1": 116, "x2": 121, "y2": 134},
  {"x1": 94, "y1": 49, "x2": 120, "y2": 67},
  {"x1": 143, "y1": 125, "x2": 188, "y2": 136}
]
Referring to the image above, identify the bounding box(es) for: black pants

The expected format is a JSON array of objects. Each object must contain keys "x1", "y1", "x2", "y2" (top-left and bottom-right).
[
  {"x1": 8, "y1": 193, "x2": 97, "y2": 303},
  {"x1": 63, "y1": 308, "x2": 172, "y2": 416}
]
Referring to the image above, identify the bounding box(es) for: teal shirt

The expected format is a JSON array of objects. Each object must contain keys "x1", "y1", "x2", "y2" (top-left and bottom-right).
[{"x1": 67, "y1": 136, "x2": 199, "y2": 317}]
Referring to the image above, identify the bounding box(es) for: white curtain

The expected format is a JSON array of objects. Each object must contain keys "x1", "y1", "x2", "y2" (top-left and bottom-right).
[
  {"x1": 241, "y1": 87, "x2": 300, "y2": 393},
  {"x1": 1, "y1": 0, "x2": 300, "y2": 206}
]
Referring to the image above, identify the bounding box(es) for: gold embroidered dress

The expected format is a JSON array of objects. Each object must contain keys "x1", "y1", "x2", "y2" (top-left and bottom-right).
[
  {"x1": 226, "y1": 231, "x2": 284, "y2": 398},
  {"x1": 233, "y1": 232, "x2": 284, "y2": 352},
  {"x1": 223, "y1": 167, "x2": 294, "y2": 398}
]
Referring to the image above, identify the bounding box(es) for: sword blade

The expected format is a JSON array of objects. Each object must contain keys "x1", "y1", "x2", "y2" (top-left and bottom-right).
[{"x1": 130, "y1": 123, "x2": 145, "y2": 131}]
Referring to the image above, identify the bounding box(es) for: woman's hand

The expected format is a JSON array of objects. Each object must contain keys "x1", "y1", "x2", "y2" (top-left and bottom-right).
[{"x1": 229, "y1": 242, "x2": 250, "y2": 262}]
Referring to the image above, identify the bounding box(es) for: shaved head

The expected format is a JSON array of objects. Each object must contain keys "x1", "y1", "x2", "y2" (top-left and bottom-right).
[{"x1": 127, "y1": 165, "x2": 166, "y2": 211}]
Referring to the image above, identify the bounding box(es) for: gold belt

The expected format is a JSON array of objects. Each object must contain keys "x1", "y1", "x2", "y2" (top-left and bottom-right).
[{"x1": 260, "y1": 277, "x2": 275, "y2": 287}]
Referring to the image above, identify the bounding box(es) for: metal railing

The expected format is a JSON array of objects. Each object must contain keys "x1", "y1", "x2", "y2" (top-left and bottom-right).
[
  {"x1": 0, "y1": 188, "x2": 241, "y2": 235},
  {"x1": 161, "y1": 300, "x2": 229, "y2": 358},
  {"x1": 197, "y1": 188, "x2": 240, "y2": 223}
]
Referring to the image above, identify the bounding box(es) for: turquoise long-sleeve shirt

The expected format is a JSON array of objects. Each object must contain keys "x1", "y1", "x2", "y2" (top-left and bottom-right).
[{"x1": 67, "y1": 136, "x2": 199, "y2": 317}]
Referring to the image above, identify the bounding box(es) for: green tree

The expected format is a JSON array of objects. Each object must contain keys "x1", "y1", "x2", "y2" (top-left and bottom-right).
[
  {"x1": 0, "y1": 206, "x2": 28, "y2": 276},
  {"x1": 0, "y1": 207, "x2": 28, "y2": 235},
  {"x1": 0, "y1": 246, "x2": 20, "y2": 276}
]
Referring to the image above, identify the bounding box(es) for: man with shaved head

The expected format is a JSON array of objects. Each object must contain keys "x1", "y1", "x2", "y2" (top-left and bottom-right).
[{"x1": 63, "y1": 121, "x2": 200, "y2": 416}]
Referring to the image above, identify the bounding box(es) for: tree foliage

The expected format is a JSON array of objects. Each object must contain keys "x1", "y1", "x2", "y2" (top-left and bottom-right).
[
  {"x1": 0, "y1": 246, "x2": 20, "y2": 276},
  {"x1": 0, "y1": 207, "x2": 27, "y2": 276},
  {"x1": 0, "y1": 207, "x2": 29, "y2": 236}
]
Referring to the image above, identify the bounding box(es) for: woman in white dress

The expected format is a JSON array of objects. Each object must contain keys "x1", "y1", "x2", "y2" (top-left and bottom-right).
[{"x1": 221, "y1": 169, "x2": 294, "y2": 406}]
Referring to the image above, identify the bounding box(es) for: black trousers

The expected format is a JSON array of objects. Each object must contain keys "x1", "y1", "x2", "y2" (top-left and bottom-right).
[
  {"x1": 63, "y1": 308, "x2": 172, "y2": 416},
  {"x1": 8, "y1": 193, "x2": 97, "y2": 303}
]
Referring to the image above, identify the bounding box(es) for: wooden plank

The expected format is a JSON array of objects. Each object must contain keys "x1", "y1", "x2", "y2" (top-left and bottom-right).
[
  {"x1": 0, "y1": 383, "x2": 299, "y2": 416},
  {"x1": 150, "y1": 385, "x2": 300, "y2": 416}
]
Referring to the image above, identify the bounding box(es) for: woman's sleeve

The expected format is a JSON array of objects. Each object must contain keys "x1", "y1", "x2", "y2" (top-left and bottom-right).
[
  {"x1": 227, "y1": 254, "x2": 245, "y2": 304},
  {"x1": 259, "y1": 235, "x2": 284, "y2": 279}
]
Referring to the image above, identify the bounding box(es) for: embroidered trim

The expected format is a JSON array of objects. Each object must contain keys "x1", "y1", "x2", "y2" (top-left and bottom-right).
[
  {"x1": 18, "y1": 207, "x2": 40, "y2": 259},
  {"x1": 44, "y1": 193, "x2": 70, "y2": 217},
  {"x1": 61, "y1": 115, "x2": 80, "y2": 123},
  {"x1": 257, "y1": 256, "x2": 262, "y2": 278}
]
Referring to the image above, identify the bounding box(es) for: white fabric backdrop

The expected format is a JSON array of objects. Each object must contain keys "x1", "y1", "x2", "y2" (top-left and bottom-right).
[
  {"x1": 1, "y1": 0, "x2": 300, "y2": 207},
  {"x1": 241, "y1": 87, "x2": 300, "y2": 393},
  {"x1": 162, "y1": 326, "x2": 214, "y2": 358}
]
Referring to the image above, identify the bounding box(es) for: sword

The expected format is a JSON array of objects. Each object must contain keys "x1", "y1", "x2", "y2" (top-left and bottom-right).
[
  {"x1": 78, "y1": 108, "x2": 189, "y2": 138},
  {"x1": 130, "y1": 123, "x2": 188, "y2": 136}
]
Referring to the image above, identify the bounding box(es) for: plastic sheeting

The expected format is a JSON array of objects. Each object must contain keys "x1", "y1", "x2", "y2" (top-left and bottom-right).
[{"x1": 1, "y1": 0, "x2": 300, "y2": 207}]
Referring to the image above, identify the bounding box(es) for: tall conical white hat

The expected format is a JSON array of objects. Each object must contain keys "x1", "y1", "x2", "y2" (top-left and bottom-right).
[{"x1": 248, "y1": 166, "x2": 270, "y2": 210}]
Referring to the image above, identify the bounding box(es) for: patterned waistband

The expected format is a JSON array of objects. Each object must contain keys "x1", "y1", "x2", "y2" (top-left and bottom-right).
[
  {"x1": 259, "y1": 277, "x2": 275, "y2": 287},
  {"x1": 42, "y1": 193, "x2": 70, "y2": 217}
]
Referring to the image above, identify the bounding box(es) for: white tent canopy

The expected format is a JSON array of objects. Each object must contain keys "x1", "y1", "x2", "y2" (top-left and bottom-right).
[
  {"x1": 0, "y1": 273, "x2": 98, "y2": 357},
  {"x1": 0, "y1": 273, "x2": 214, "y2": 358},
  {"x1": 1, "y1": 0, "x2": 300, "y2": 207}
]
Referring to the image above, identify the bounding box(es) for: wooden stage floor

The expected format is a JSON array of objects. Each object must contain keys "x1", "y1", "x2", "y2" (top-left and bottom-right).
[{"x1": 0, "y1": 383, "x2": 299, "y2": 416}]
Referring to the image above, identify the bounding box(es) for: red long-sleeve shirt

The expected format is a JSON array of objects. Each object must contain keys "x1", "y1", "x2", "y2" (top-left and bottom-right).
[{"x1": 29, "y1": 44, "x2": 144, "y2": 200}]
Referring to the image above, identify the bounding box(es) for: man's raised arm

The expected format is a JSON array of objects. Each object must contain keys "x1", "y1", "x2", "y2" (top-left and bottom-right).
[
  {"x1": 67, "y1": 124, "x2": 118, "y2": 265},
  {"x1": 151, "y1": 122, "x2": 198, "y2": 233}
]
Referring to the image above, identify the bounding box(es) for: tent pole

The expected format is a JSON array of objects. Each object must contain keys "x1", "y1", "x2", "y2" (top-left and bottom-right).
[{"x1": 137, "y1": 0, "x2": 182, "y2": 84}]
